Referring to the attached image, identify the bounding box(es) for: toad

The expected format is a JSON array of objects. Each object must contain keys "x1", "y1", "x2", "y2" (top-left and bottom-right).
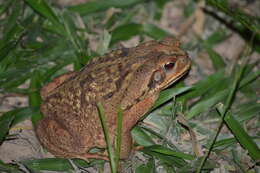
[{"x1": 36, "y1": 37, "x2": 191, "y2": 160}]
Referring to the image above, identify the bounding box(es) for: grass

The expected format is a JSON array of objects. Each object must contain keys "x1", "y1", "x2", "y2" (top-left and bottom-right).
[{"x1": 0, "y1": 0, "x2": 259, "y2": 172}]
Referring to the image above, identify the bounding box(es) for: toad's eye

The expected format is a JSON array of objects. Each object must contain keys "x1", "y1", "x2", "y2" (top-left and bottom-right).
[{"x1": 164, "y1": 62, "x2": 175, "y2": 71}]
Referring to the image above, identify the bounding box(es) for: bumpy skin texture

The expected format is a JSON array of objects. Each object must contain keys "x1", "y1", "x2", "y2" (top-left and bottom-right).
[{"x1": 36, "y1": 37, "x2": 191, "y2": 160}]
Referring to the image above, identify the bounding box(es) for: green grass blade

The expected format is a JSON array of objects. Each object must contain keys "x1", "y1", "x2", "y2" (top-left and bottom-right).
[
  {"x1": 131, "y1": 126, "x2": 155, "y2": 146},
  {"x1": 24, "y1": 0, "x2": 65, "y2": 33},
  {"x1": 29, "y1": 71, "x2": 44, "y2": 126},
  {"x1": 97, "y1": 103, "x2": 116, "y2": 173},
  {"x1": 235, "y1": 102, "x2": 260, "y2": 122},
  {"x1": 206, "y1": 0, "x2": 260, "y2": 35},
  {"x1": 239, "y1": 70, "x2": 260, "y2": 88},
  {"x1": 152, "y1": 85, "x2": 192, "y2": 111},
  {"x1": 187, "y1": 89, "x2": 227, "y2": 119},
  {"x1": 202, "y1": 30, "x2": 228, "y2": 47},
  {"x1": 0, "y1": 107, "x2": 39, "y2": 128},
  {"x1": 205, "y1": 47, "x2": 226, "y2": 70},
  {"x1": 144, "y1": 145, "x2": 195, "y2": 160},
  {"x1": 111, "y1": 23, "x2": 142, "y2": 44},
  {"x1": 96, "y1": 30, "x2": 112, "y2": 55},
  {"x1": 22, "y1": 158, "x2": 91, "y2": 172},
  {"x1": 68, "y1": 0, "x2": 146, "y2": 16},
  {"x1": 29, "y1": 71, "x2": 42, "y2": 107},
  {"x1": 25, "y1": 0, "x2": 59, "y2": 23},
  {"x1": 0, "y1": 70, "x2": 33, "y2": 90},
  {"x1": 0, "y1": 24, "x2": 24, "y2": 62},
  {"x1": 212, "y1": 137, "x2": 237, "y2": 150},
  {"x1": 187, "y1": 69, "x2": 259, "y2": 119},
  {"x1": 181, "y1": 70, "x2": 225, "y2": 100},
  {"x1": 142, "y1": 150, "x2": 187, "y2": 168},
  {"x1": 0, "y1": 107, "x2": 38, "y2": 143},
  {"x1": 0, "y1": 1, "x2": 13, "y2": 16},
  {"x1": 142, "y1": 23, "x2": 170, "y2": 39},
  {"x1": 0, "y1": 160, "x2": 23, "y2": 173},
  {"x1": 0, "y1": 114, "x2": 14, "y2": 143},
  {"x1": 111, "y1": 23, "x2": 170, "y2": 45},
  {"x1": 114, "y1": 106, "x2": 123, "y2": 168},
  {"x1": 136, "y1": 159, "x2": 154, "y2": 173},
  {"x1": 221, "y1": 109, "x2": 260, "y2": 161},
  {"x1": 196, "y1": 48, "x2": 252, "y2": 172}
]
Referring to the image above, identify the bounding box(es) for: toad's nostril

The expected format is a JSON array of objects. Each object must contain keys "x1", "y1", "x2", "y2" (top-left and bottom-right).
[{"x1": 179, "y1": 57, "x2": 188, "y2": 64}]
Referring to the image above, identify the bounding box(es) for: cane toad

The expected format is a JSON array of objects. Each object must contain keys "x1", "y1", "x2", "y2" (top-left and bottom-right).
[{"x1": 36, "y1": 37, "x2": 191, "y2": 160}]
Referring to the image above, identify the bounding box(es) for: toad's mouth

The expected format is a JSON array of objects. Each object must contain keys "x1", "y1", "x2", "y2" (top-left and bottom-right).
[{"x1": 163, "y1": 70, "x2": 188, "y2": 89}]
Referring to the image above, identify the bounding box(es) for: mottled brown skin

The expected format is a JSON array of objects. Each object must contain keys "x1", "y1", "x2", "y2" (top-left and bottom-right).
[{"x1": 36, "y1": 37, "x2": 191, "y2": 161}]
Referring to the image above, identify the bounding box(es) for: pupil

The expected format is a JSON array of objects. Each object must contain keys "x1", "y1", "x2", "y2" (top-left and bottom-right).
[{"x1": 164, "y1": 62, "x2": 175, "y2": 70}]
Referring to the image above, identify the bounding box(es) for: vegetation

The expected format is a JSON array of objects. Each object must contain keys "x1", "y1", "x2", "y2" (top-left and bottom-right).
[{"x1": 0, "y1": 0, "x2": 259, "y2": 172}]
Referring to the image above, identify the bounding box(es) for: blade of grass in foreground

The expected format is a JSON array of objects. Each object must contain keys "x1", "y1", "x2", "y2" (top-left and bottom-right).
[
  {"x1": 0, "y1": 107, "x2": 39, "y2": 143},
  {"x1": 97, "y1": 103, "x2": 117, "y2": 173},
  {"x1": 205, "y1": 47, "x2": 226, "y2": 70},
  {"x1": 187, "y1": 69, "x2": 260, "y2": 119},
  {"x1": 114, "y1": 106, "x2": 123, "y2": 167},
  {"x1": 141, "y1": 150, "x2": 187, "y2": 168},
  {"x1": 0, "y1": 160, "x2": 23, "y2": 173},
  {"x1": 111, "y1": 23, "x2": 170, "y2": 45},
  {"x1": 187, "y1": 89, "x2": 227, "y2": 119},
  {"x1": 136, "y1": 159, "x2": 154, "y2": 173},
  {"x1": 196, "y1": 49, "x2": 253, "y2": 172},
  {"x1": 206, "y1": 0, "x2": 260, "y2": 35},
  {"x1": 25, "y1": 0, "x2": 59, "y2": 23},
  {"x1": 144, "y1": 145, "x2": 195, "y2": 160},
  {"x1": 25, "y1": 0, "x2": 65, "y2": 34},
  {"x1": 0, "y1": 115, "x2": 14, "y2": 143},
  {"x1": 29, "y1": 71, "x2": 42, "y2": 107},
  {"x1": 151, "y1": 85, "x2": 192, "y2": 111},
  {"x1": 131, "y1": 126, "x2": 155, "y2": 147},
  {"x1": 0, "y1": 24, "x2": 24, "y2": 62},
  {"x1": 68, "y1": 0, "x2": 145, "y2": 16},
  {"x1": 219, "y1": 108, "x2": 260, "y2": 160},
  {"x1": 23, "y1": 158, "x2": 74, "y2": 172},
  {"x1": 22, "y1": 158, "x2": 95, "y2": 172}
]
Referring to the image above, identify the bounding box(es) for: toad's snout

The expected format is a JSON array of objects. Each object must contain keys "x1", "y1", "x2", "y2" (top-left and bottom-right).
[{"x1": 177, "y1": 55, "x2": 191, "y2": 70}]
